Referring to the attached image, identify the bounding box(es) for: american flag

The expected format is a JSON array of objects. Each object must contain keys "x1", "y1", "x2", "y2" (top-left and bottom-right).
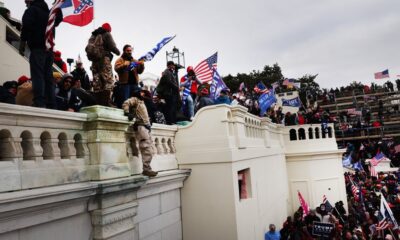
[
  {"x1": 45, "y1": 0, "x2": 65, "y2": 50},
  {"x1": 282, "y1": 78, "x2": 295, "y2": 86},
  {"x1": 370, "y1": 152, "x2": 386, "y2": 166},
  {"x1": 297, "y1": 191, "x2": 310, "y2": 219},
  {"x1": 369, "y1": 165, "x2": 377, "y2": 177},
  {"x1": 350, "y1": 179, "x2": 359, "y2": 201},
  {"x1": 322, "y1": 195, "x2": 333, "y2": 212},
  {"x1": 374, "y1": 69, "x2": 389, "y2": 79},
  {"x1": 194, "y1": 52, "x2": 218, "y2": 83},
  {"x1": 376, "y1": 213, "x2": 389, "y2": 231},
  {"x1": 254, "y1": 82, "x2": 268, "y2": 94}
]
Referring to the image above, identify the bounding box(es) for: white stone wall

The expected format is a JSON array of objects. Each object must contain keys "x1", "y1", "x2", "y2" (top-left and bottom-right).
[{"x1": 0, "y1": 16, "x2": 30, "y2": 85}]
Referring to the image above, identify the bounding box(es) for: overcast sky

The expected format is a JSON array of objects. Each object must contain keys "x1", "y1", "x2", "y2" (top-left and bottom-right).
[{"x1": 3, "y1": 0, "x2": 400, "y2": 88}]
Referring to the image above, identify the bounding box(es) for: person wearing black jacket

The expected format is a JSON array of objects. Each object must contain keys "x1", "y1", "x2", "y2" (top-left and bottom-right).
[
  {"x1": 19, "y1": 0, "x2": 62, "y2": 109},
  {"x1": 156, "y1": 61, "x2": 179, "y2": 125},
  {"x1": 0, "y1": 81, "x2": 18, "y2": 104},
  {"x1": 71, "y1": 59, "x2": 91, "y2": 91}
]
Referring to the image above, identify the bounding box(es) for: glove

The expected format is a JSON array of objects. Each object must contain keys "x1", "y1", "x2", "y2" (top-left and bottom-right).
[
  {"x1": 124, "y1": 112, "x2": 134, "y2": 121},
  {"x1": 19, "y1": 41, "x2": 26, "y2": 56},
  {"x1": 145, "y1": 124, "x2": 151, "y2": 132}
]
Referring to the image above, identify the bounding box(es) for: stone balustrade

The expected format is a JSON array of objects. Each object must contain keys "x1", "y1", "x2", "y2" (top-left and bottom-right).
[
  {"x1": 0, "y1": 103, "x2": 179, "y2": 193},
  {"x1": 283, "y1": 123, "x2": 338, "y2": 154}
]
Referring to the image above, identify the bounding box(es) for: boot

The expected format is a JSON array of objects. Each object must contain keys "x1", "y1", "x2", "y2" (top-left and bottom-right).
[{"x1": 142, "y1": 170, "x2": 158, "y2": 177}]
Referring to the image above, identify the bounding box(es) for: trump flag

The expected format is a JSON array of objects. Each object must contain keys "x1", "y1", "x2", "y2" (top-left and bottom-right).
[{"x1": 61, "y1": 0, "x2": 94, "y2": 27}]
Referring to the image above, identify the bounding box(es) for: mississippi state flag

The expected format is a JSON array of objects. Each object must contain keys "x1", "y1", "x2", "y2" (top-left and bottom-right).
[{"x1": 61, "y1": 0, "x2": 94, "y2": 27}]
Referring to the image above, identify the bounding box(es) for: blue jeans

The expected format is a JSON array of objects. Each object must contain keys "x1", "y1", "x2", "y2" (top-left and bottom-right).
[
  {"x1": 29, "y1": 49, "x2": 55, "y2": 108},
  {"x1": 185, "y1": 94, "x2": 194, "y2": 118},
  {"x1": 115, "y1": 84, "x2": 139, "y2": 108}
]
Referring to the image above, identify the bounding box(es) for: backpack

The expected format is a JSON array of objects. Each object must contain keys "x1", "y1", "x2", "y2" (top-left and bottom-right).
[{"x1": 85, "y1": 34, "x2": 104, "y2": 61}]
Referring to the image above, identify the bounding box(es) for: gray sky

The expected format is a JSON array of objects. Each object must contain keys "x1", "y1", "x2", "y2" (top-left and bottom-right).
[{"x1": 3, "y1": 0, "x2": 400, "y2": 88}]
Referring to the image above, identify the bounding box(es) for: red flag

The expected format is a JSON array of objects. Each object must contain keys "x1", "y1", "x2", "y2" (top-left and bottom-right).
[
  {"x1": 61, "y1": 0, "x2": 94, "y2": 27},
  {"x1": 297, "y1": 191, "x2": 310, "y2": 219}
]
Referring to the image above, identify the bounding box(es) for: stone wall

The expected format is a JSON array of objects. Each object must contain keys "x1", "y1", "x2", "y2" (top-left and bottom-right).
[{"x1": 0, "y1": 104, "x2": 190, "y2": 240}]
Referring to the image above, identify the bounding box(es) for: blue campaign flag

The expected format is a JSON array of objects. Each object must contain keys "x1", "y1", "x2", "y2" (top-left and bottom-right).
[
  {"x1": 209, "y1": 70, "x2": 227, "y2": 100},
  {"x1": 259, "y1": 89, "x2": 277, "y2": 116},
  {"x1": 353, "y1": 161, "x2": 364, "y2": 171},
  {"x1": 342, "y1": 154, "x2": 352, "y2": 167},
  {"x1": 282, "y1": 97, "x2": 301, "y2": 107},
  {"x1": 128, "y1": 35, "x2": 176, "y2": 71}
]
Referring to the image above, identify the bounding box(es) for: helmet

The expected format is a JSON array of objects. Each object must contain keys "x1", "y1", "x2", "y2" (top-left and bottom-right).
[{"x1": 187, "y1": 66, "x2": 194, "y2": 73}]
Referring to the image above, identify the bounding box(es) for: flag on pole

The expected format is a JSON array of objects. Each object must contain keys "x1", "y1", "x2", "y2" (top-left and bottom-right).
[
  {"x1": 376, "y1": 212, "x2": 390, "y2": 231},
  {"x1": 322, "y1": 195, "x2": 333, "y2": 212},
  {"x1": 45, "y1": 0, "x2": 65, "y2": 50},
  {"x1": 374, "y1": 69, "x2": 390, "y2": 80},
  {"x1": 254, "y1": 81, "x2": 268, "y2": 94},
  {"x1": 283, "y1": 78, "x2": 295, "y2": 86},
  {"x1": 194, "y1": 52, "x2": 218, "y2": 83},
  {"x1": 370, "y1": 152, "x2": 386, "y2": 166},
  {"x1": 350, "y1": 179, "x2": 359, "y2": 201},
  {"x1": 239, "y1": 82, "x2": 246, "y2": 92},
  {"x1": 209, "y1": 69, "x2": 228, "y2": 100},
  {"x1": 297, "y1": 191, "x2": 310, "y2": 219},
  {"x1": 369, "y1": 165, "x2": 377, "y2": 177},
  {"x1": 258, "y1": 89, "x2": 276, "y2": 116},
  {"x1": 380, "y1": 194, "x2": 398, "y2": 229},
  {"x1": 282, "y1": 97, "x2": 301, "y2": 107},
  {"x1": 61, "y1": 0, "x2": 94, "y2": 27},
  {"x1": 127, "y1": 35, "x2": 176, "y2": 71}
]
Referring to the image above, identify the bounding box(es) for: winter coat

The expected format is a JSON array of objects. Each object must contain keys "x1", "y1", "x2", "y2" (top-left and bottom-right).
[
  {"x1": 90, "y1": 27, "x2": 120, "y2": 59},
  {"x1": 71, "y1": 68, "x2": 91, "y2": 91},
  {"x1": 114, "y1": 56, "x2": 143, "y2": 85},
  {"x1": 196, "y1": 96, "x2": 214, "y2": 111},
  {"x1": 214, "y1": 95, "x2": 231, "y2": 105},
  {"x1": 0, "y1": 86, "x2": 15, "y2": 104},
  {"x1": 157, "y1": 69, "x2": 179, "y2": 99},
  {"x1": 21, "y1": 0, "x2": 62, "y2": 49}
]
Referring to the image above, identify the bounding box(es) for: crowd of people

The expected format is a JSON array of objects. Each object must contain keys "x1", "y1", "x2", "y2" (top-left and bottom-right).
[{"x1": 266, "y1": 170, "x2": 400, "y2": 240}]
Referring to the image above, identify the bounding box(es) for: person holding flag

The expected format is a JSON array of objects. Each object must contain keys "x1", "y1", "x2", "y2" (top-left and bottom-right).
[
  {"x1": 20, "y1": 0, "x2": 63, "y2": 109},
  {"x1": 180, "y1": 66, "x2": 202, "y2": 120},
  {"x1": 114, "y1": 44, "x2": 145, "y2": 108}
]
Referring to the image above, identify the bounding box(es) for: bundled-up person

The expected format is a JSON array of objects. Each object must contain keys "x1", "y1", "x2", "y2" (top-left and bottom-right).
[
  {"x1": 0, "y1": 80, "x2": 17, "y2": 104},
  {"x1": 71, "y1": 58, "x2": 91, "y2": 91},
  {"x1": 19, "y1": 0, "x2": 62, "y2": 109},
  {"x1": 114, "y1": 44, "x2": 144, "y2": 108},
  {"x1": 214, "y1": 89, "x2": 231, "y2": 105},
  {"x1": 56, "y1": 74, "x2": 80, "y2": 112},
  {"x1": 140, "y1": 89, "x2": 166, "y2": 125},
  {"x1": 16, "y1": 75, "x2": 33, "y2": 106},
  {"x1": 53, "y1": 50, "x2": 68, "y2": 73},
  {"x1": 87, "y1": 23, "x2": 120, "y2": 106},
  {"x1": 195, "y1": 88, "x2": 214, "y2": 112},
  {"x1": 122, "y1": 88, "x2": 158, "y2": 177},
  {"x1": 156, "y1": 61, "x2": 179, "y2": 125}
]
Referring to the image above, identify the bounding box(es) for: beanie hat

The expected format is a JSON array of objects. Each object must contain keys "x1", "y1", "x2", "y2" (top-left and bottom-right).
[
  {"x1": 17, "y1": 75, "x2": 30, "y2": 85},
  {"x1": 62, "y1": 73, "x2": 74, "y2": 82},
  {"x1": 3, "y1": 80, "x2": 18, "y2": 89},
  {"x1": 102, "y1": 23, "x2": 112, "y2": 32},
  {"x1": 54, "y1": 50, "x2": 61, "y2": 57},
  {"x1": 200, "y1": 88, "x2": 209, "y2": 96}
]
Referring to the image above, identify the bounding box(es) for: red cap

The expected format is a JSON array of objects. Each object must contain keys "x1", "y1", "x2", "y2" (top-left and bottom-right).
[
  {"x1": 102, "y1": 23, "x2": 112, "y2": 32},
  {"x1": 187, "y1": 66, "x2": 194, "y2": 72},
  {"x1": 200, "y1": 88, "x2": 209, "y2": 96},
  {"x1": 18, "y1": 75, "x2": 30, "y2": 85}
]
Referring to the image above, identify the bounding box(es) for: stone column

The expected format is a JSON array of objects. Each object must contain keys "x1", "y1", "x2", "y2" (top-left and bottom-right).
[
  {"x1": 80, "y1": 106, "x2": 132, "y2": 180},
  {"x1": 89, "y1": 176, "x2": 147, "y2": 240}
]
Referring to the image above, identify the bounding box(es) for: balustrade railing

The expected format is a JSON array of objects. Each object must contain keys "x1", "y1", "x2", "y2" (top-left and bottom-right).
[{"x1": 0, "y1": 103, "x2": 179, "y2": 193}]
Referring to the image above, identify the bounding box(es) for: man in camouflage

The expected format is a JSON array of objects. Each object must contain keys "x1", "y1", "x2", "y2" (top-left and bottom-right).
[
  {"x1": 89, "y1": 23, "x2": 120, "y2": 106},
  {"x1": 122, "y1": 89, "x2": 158, "y2": 177}
]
